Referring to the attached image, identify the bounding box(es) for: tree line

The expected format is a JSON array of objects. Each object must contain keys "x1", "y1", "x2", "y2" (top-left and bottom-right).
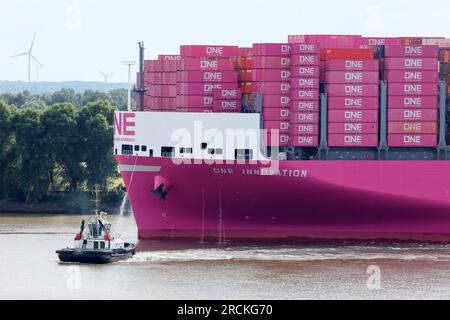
[{"x1": 0, "y1": 89, "x2": 133, "y2": 204}]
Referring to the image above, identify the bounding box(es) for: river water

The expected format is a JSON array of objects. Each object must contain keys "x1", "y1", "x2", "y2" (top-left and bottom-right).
[{"x1": 1, "y1": 214, "x2": 450, "y2": 300}]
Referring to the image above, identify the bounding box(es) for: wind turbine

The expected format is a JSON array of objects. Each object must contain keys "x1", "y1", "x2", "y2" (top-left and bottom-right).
[
  {"x1": 99, "y1": 71, "x2": 113, "y2": 84},
  {"x1": 10, "y1": 33, "x2": 44, "y2": 88}
]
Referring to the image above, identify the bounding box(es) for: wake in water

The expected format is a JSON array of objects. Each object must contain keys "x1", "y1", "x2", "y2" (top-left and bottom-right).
[{"x1": 121, "y1": 243, "x2": 450, "y2": 263}]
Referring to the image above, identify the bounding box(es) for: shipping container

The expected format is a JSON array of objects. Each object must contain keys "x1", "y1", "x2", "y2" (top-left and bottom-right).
[
  {"x1": 385, "y1": 45, "x2": 438, "y2": 58},
  {"x1": 290, "y1": 135, "x2": 319, "y2": 147},
  {"x1": 328, "y1": 134, "x2": 378, "y2": 147},
  {"x1": 388, "y1": 108, "x2": 438, "y2": 121},
  {"x1": 384, "y1": 58, "x2": 439, "y2": 71},
  {"x1": 289, "y1": 112, "x2": 319, "y2": 124},
  {"x1": 388, "y1": 95, "x2": 438, "y2": 108},
  {"x1": 290, "y1": 54, "x2": 320, "y2": 66},
  {"x1": 328, "y1": 96, "x2": 379, "y2": 110},
  {"x1": 179, "y1": 59, "x2": 235, "y2": 71},
  {"x1": 328, "y1": 110, "x2": 379, "y2": 122},
  {"x1": 290, "y1": 77, "x2": 320, "y2": 89},
  {"x1": 252, "y1": 43, "x2": 291, "y2": 56},
  {"x1": 326, "y1": 84, "x2": 379, "y2": 97},
  {"x1": 262, "y1": 95, "x2": 290, "y2": 107},
  {"x1": 321, "y1": 48, "x2": 375, "y2": 60},
  {"x1": 252, "y1": 69, "x2": 291, "y2": 82},
  {"x1": 328, "y1": 122, "x2": 378, "y2": 134},
  {"x1": 325, "y1": 71, "x2": 379, "y2": 84},
  {"x1": 384, "y1": 70, "x2": 438, "y2": 83},
  {"x1": 176, "y1": 95, "x2": 214, "y2": 108},
  {"x1": 212, "y1": 99, "x2": 241, "y2": 112},
  {"x1": 388, "y1": 134, "x2": 437, "y2": 147},
  {"x1": 290, "y1": 66, "x2": 320, "y2": 78},
  {"x1": 387, "y1": 121, "x2": 438, "y2": 134},
  {"x1": 289, "y1": 100, "x2": 320, "y2": 112},
  {"x1": 212, "y1": 88, "x2": 242, "y2": 100},
  {"x1": 290, "y1": 88, "x2": 320, "y2": 101},
  {"x1": 325, "y1": 59, "x2": 379, "y2": 71},
  {"x1": 263, "y1": 108, "x2": 290, "y2": 121},
  {"x1": 265, "y1": 132, "x2": 291, "y2": 147},
  {"x1": 177, "y1": 82, "x2": 238, "y2": 95},
  {"x1": 252, "y1": 56, "x2": 291, "y2": 69},
  {"x1": 264, "y1": 120, "x2": 290, "y2": 133},
  {"x1": 290, "y1": 124, "x2": 319, "y2": 135},
  {"x1": 387, "y1": 83, "x2": 438, "y2": 96},
  {"x1": 178, "y1": 70, "x2": 238, "y2": 83},
  {"x1": 180, "y1": 45, "x2": 239, "y2": 58},
  {"x1": 252, "y1": 82, "x2": 290, "y2": 95},
  {"x1": 290, "y1": 42, "x2": 320, "y2": 54}
]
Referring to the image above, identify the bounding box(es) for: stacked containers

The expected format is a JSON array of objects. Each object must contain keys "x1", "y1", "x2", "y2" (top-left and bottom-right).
[
  {"x1": 385, "y1": 45, "x2": 439, "y2": 147},
  {"x1": 142, "y1": 59, "x2": 162, "y2": 111},
  {"x1": 324, "y1": 49, "x2": 379, "y2": 147},
  {"x1": 252, "y1": 43, "x2": 292, "y2": 147},
  {"x1": 177, "y1": 45, "x2": 239, "y2": 112},
  {"x1": 158, "y1": 55, "x2": 180, "y2": 111},
  {"x1": 235, "y1": 47, "x2": 253, "y2": 106},
  {"x1": 289, "y1": 42, "x2": 320, "y2": 147}
]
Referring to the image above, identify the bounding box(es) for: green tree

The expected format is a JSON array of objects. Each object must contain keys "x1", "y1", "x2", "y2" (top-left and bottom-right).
[
  {"x1": 81, "y1": 90, "x2": 110, "y2": 106},
  {"x1": 0, "y1": 101, "x2": 19, "y2": 198},
  {"x1": 13, "y1": 108, "x2": 53, "y2": 203},
  {"x1": 41, "y1": 103, "x2": 83, "y2": 191},
  {"x1": 78, "y1": 100, "x2": 116, "y2": 188},
  {"x1": 50, "y1": 88, "x2": 82, "y2": 107}
]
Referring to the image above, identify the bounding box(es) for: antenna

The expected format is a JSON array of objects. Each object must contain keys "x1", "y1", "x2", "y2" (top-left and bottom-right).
[
  {"x1": 9, "y1": 32, "x2": 44, "y2": 90},
  {"x1": 123, "y1": 61, "x2": 136, "y2": 111},
  {"x1": 99, "y1": 71, "x2": 113, "y2": 83}
]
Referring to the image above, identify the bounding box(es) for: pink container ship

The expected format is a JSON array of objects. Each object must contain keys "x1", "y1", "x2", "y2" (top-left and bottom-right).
[{"x1": 122, "y1": 39, "x2": 450, "y2": 243}]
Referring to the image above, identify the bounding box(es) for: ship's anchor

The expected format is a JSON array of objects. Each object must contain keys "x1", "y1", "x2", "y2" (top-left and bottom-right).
[{"x1": 153, "y1": 175, "x2": 171, "y2": 201}]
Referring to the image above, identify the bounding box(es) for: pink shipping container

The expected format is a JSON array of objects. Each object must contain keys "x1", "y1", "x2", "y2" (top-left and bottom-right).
[
  {"x1": 387, "y1": 121, "x2": 438, "y2": 134},
  {"x1": 212, "y1": 88, "x2": 242, "y2": 100},
  {"x1": 290, "y1": 135, "x2": 319, "y2": 147},
  {"x1": 328, "y1": 96, "x2": 379, "y2": 110},
  {"x1": 289, "y1": 112, "x2": 319, "y2": 124},
  {"x1": 328, "y1": 122, "x2": 378, "y2": 134},
  {"x1": 252, "y1": 69, "x2": 291, "y2": 82},
  {"x1": 328, "y1": 134, "x2": 378, "y2": 147},
  {"x1": 290, "y1": 54, "x2": 320, "y2": 66},
  {"x1": 177, "y1": 82, "x2": 238, "y2": 95},
  {"x1": 356, "y1": 37, "x2": 402, "y2": 47},
  {"x1": 388, "y1": 109, "x2": 438, "y2": 121},
  {"x1": 290, "y1": 100, "x2": 320, "y2": 112},
  {"x1": 212, "y1": 99, "x2": 241, "y2": 112},
  {"x1": 388, "y1": 134, "x2": 437, "y2": 147},
  {"x1": 179, "y1": 59, "x2": 235, "y2": 71},
  {"x1": 161, "y1": 98, "x2": 177, "y2": 110},
  {"x1": 387, "y1": 83, "x2": 438, "y2": 96},
  {"x1": 264, "y1": 120, "x2": 290, "y2": 133},
  {"x1": 144, "y1": 60, "x2": 161, "y2": 72},
  {"x1": 161, "y1": 60, "x2": 179, "y2": 72},
  {"x1": 328, "y1": 110, "x2": 379, "y2": 123},
  {"x1": 161, "y1": 72, "x2": 178, "y2": 85},
  {"x1": 384, "y1": 58, "x2": 439, "y2": 71},
  {"x1": 290, "y1": 43, "x2": 320, "y2": 54},
  {"x1": 326, "y1": 84, "x2": 379, "y2": 97},
  {"x1": 144, "y1": 72, "x2": 162, "y2": 84},
  {"x1": 176, "y1": 95, "x2": 214, "y2": 108},
  {"x1": 252, "y1": 56, "x2": 291, "y2": 69},
  {"x1": 158, "y1": 54, "x2": 181, "y2": 61},
  {"x1": 262, "y1": 95, "x2": 290, "y2": 108},
  {"x1": 263, "y1": 108, "x2": 290, "y2": 121},
  {"x1": 385, "y1": 45, "x2": 438, "y2": 58},
  {"x1": 290, "y1": 66, "x2": 320, "y2": 78},
  {"x1": 178, "y1": 70, "x2": 238, "y2": 83},
  {"x1": 289, "y1": 34, "x2": 360, "y2": 48},
  {"x1": 290, "y1": 88, "x2": 320, "y2": 101},
  {"x1": 384, "y1": 70, "x2": 438, "y2": 83},
  {"x1": 325, "y1": 59, "x2": 379, "y2": 71},
  {"x1": 388, "y1": 95, "x2": 438, "y2": 109},
  {"x1": 265, "y1": 132, "x2": 290, "y2": 147},
  {"x1": 252, "y1": 43, "x2": 291, "y2": 56},
  {"x1": 290, "y1": 77, "x2": 319, "y2": 89},
  {"x1": 253, "y1": 82, "x2": 290, "y2": 95},
  {"x1": 180, "y1": 45, "x2": 239, "y2": 58},
  {"x1": 290, "y1": 124, "x2": 319, "y2": 135},
  {"x1": 325, "y1": 71, "x2": 379, "y2": 84}
]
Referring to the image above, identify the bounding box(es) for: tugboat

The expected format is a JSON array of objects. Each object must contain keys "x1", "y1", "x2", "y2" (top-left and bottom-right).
[{"x1": 56, "y1": 187, "x2": 136, "y2": 264}]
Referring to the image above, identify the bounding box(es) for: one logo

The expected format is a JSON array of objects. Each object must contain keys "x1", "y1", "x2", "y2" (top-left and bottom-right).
[{"x1": 114, "y1": 113, "x2": 136, "y2": 136}]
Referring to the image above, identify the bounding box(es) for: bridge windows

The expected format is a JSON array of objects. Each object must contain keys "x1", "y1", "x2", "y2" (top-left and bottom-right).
[
  {"x1": 208, "y1": 148, "x2": 223, "y2": 155},
  {"x1": 201, "y1": 143, "x2": 208, "y2": 150},
  {"x1": 134, "y1": 145, "x2": 140, "y2": 152},
  {"x1": 161, "y1": 146, "x2": 175, "y2": 158},
  {"x1": 141, "y1": 146, "x2": 147, "y2": 152},
  {"x1": 121, "y1": 144, "x2": 133, "y2": 156},
  {"x1": 235, "y1": 149, "x2": 253, "y2": 160},
  {"x1": 180, "y1": 147, "x2": 193, "y2": 154}
]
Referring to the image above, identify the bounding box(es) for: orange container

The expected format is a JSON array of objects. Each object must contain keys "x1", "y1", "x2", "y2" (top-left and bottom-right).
[
  {"x1": 240, "y1": 82, "x2": 253, "y2": 94},
  {"x1": 440, "y1": 50, "x2": 450, "y2": 63},
  {"x1": 320, "y1": 48, "x2": 375, "y2": 60}
]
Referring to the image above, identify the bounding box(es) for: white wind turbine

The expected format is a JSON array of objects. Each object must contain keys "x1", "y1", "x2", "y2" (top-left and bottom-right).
[
  {"x1": 100, "y1": 71, "x2": 114, "y2": 84},
  {"x1": 10, "y1": 33, "x2": 44, "y2": 88}
]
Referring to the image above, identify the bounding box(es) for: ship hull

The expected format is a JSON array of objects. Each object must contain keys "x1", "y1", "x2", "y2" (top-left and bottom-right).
[{"x1": 116, "y1": 155, "x2": 450, "y2": 243}]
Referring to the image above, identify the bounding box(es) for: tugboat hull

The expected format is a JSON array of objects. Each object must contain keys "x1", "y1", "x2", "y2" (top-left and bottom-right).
[{"x1": 56, "y1": 244, "x2": 136, "y2": 264}]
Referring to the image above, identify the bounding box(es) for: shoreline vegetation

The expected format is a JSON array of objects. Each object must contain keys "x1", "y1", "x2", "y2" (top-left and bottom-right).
[{"x1": 0, "y1": 88, "x2": 136, "y2": 214}]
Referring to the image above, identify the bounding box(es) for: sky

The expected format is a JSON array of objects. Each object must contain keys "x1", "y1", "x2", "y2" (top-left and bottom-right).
[{"x1": 0, "y1": 0, "x2": 449, "y2": 82}]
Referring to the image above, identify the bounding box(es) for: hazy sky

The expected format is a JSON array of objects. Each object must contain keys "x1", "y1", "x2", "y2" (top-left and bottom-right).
[{"x1": 1, "y1": 0, "x2": 449, "y2": 82}]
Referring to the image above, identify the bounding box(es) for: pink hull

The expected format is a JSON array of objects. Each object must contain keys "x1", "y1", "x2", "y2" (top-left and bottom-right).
[{"x1": 116, "y1": 156, "x2": 450, "y2": 242}]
